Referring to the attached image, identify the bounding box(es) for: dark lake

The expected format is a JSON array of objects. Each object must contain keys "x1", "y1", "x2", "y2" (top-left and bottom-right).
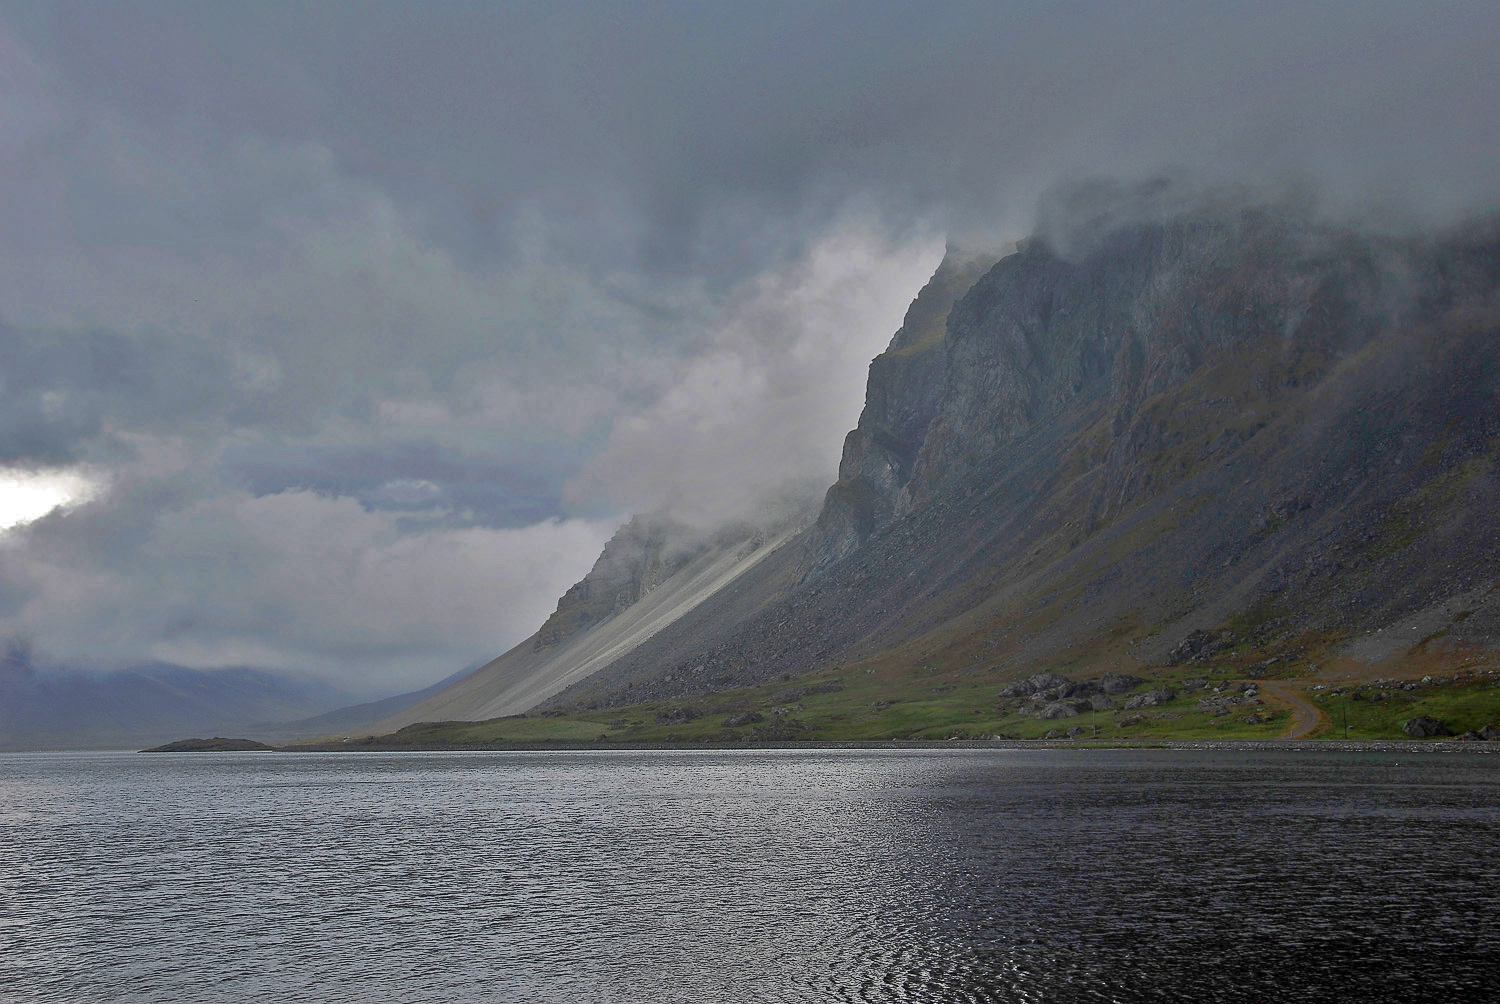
[{"x1": 2, "y1": 747, "x2": 1497, "y2": 1002}]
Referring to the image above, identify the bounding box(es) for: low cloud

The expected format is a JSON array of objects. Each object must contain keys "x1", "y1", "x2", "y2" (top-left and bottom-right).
[
  {"x1": 566, "y1": 224, "x2": 944, "y2": 528},
  {"x1": 3, "y1": 478, "x2": 615, "y2": 694}
]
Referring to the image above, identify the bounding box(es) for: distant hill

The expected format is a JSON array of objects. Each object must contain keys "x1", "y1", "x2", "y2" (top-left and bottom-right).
[
  {"x1": 280, "y1": 663, "x2": 477, "y2": 738},
  {"x1": 0, "y1": 657, "x2": 358, "y2": 750}
]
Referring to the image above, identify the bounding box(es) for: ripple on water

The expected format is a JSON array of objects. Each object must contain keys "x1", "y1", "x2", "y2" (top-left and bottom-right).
[{"x1": 1, "y1": 748, "x2": 1497, "y2": 1003}]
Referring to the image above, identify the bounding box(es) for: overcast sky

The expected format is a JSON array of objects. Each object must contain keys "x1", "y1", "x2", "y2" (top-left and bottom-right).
[{"x1": 2, "y1": 1, "x2": 1497, "y2": 695}]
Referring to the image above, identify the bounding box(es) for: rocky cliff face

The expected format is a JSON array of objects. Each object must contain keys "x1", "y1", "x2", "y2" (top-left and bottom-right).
[
  {"x1": 837, "y1": 213, "x2": 1446, "y2": 542},
  {"x1": 811, "y1": 249, "x2": 993, "y2": 566},
  {"x1": 539, "y1": 206, "x2": 1500, "y2": 711}
]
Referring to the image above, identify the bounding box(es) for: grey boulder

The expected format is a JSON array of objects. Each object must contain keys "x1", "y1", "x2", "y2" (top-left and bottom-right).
[
  {"x1": 1124, "y1": 688, "x2": 1175, "y2": 710},
  {"x1": 1401, "y1": 716, "x2": 1452, "y2": 738}
]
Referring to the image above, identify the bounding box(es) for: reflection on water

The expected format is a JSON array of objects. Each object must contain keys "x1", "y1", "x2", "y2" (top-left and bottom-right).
[{"x1": 1, "y1": 748, "x2": 1497, "y2": 1002}]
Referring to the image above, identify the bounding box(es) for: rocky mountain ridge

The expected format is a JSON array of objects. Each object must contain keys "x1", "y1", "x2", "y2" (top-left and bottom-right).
[
  {"x1": 370, "y1": 203, "x2": 1500, "y2": 730},
  {"x1": 812, "y1": 248, "x2": 993, "y2": 567},
  {"x1": 537, "y1": 207, "x2": 1500, "y2": 712}
]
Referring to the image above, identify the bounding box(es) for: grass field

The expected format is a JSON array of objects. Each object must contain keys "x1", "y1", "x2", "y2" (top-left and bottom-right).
[
  {"x1": 1307, "y1": 676, "x2": 1500, "y2": 740},
  {"x1": 330, "y1": 662, "x2": 1500, "y2": 749}
]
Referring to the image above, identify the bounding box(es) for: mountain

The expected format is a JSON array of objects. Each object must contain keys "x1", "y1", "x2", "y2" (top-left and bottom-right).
[
  {"x1": 369, "y1": 202, "x2": 1500, "y2": 733},
  {"x1": 0, "y1": 654, "x2": 359, "y2": 750},
  {"x1": 362, "y1": 512, "x2": 810, "y2": 734}
]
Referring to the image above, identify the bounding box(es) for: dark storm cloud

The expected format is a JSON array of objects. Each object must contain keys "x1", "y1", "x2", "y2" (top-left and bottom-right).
[
  {"x1": 1, "y1": 0, "x2": 1496, "y2": 691},
  {"x1": 18, "y1": 1, "x2": 1500, "y2": 272},
  {"x1": 0, "y1": 322, "x2": 236, "y2": 465}
]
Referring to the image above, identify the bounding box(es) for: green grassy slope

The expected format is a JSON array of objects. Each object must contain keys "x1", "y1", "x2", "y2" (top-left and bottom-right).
[{"x1": 317, "y1": 661, "x2": 1500, "y2": 747}]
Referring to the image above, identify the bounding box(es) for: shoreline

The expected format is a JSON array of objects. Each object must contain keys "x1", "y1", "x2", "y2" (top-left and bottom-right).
[{"x1": 138, "y1": 737, "x2": 1500, "y2": 754}]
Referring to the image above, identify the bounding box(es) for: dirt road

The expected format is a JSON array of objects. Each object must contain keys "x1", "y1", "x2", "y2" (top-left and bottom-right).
[{"x1": 1261, "y1": 681, "x2": 1327, "y2": 739}]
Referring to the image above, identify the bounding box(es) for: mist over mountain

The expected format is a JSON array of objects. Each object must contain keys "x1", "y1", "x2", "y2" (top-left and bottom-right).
[{"x1": 364, "y1": 193, "x2": 1500, "y2": 732}]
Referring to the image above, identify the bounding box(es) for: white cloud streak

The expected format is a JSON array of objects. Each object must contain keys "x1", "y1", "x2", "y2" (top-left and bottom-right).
[{"x1": 568, "y1": 224, "x2": 945, "y2": 527}]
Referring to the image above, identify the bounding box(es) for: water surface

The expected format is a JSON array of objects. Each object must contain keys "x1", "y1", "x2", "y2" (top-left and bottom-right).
[{"x1": 2, "y1": 748, "x2": 1496, "y2": 1002}]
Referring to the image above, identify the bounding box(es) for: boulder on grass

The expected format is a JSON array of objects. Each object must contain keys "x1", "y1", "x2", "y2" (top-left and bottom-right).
[
  {"x1": 1098, "y1": 672, "x2": 1144, "y2": 695},
  {"x1": 1124, "y1": 687, "x2": 1176, "y2": 710},
  {"x1": 999, "y1": 672, "x2": 1073, "y2": 699},
  {"x1": 1402, "y1": 716, "x2": 1451, "y2": 738}
]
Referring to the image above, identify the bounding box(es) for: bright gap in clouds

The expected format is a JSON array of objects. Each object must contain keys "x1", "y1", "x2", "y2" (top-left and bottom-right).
[{"x1": 0, "y1": 469, "x2": 97, "y2": 531}]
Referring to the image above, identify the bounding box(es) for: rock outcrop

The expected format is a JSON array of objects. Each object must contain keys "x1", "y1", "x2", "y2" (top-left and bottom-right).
[
  {"x1": 1402, "y1": 717, "x2": 1452, "y2": 738},
  {"x1": 810, "y1": 248, "x2": 994, "y2": 567},
  {"x1": 533, "y1": 514, "x2": 699, "y2": 650}
]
